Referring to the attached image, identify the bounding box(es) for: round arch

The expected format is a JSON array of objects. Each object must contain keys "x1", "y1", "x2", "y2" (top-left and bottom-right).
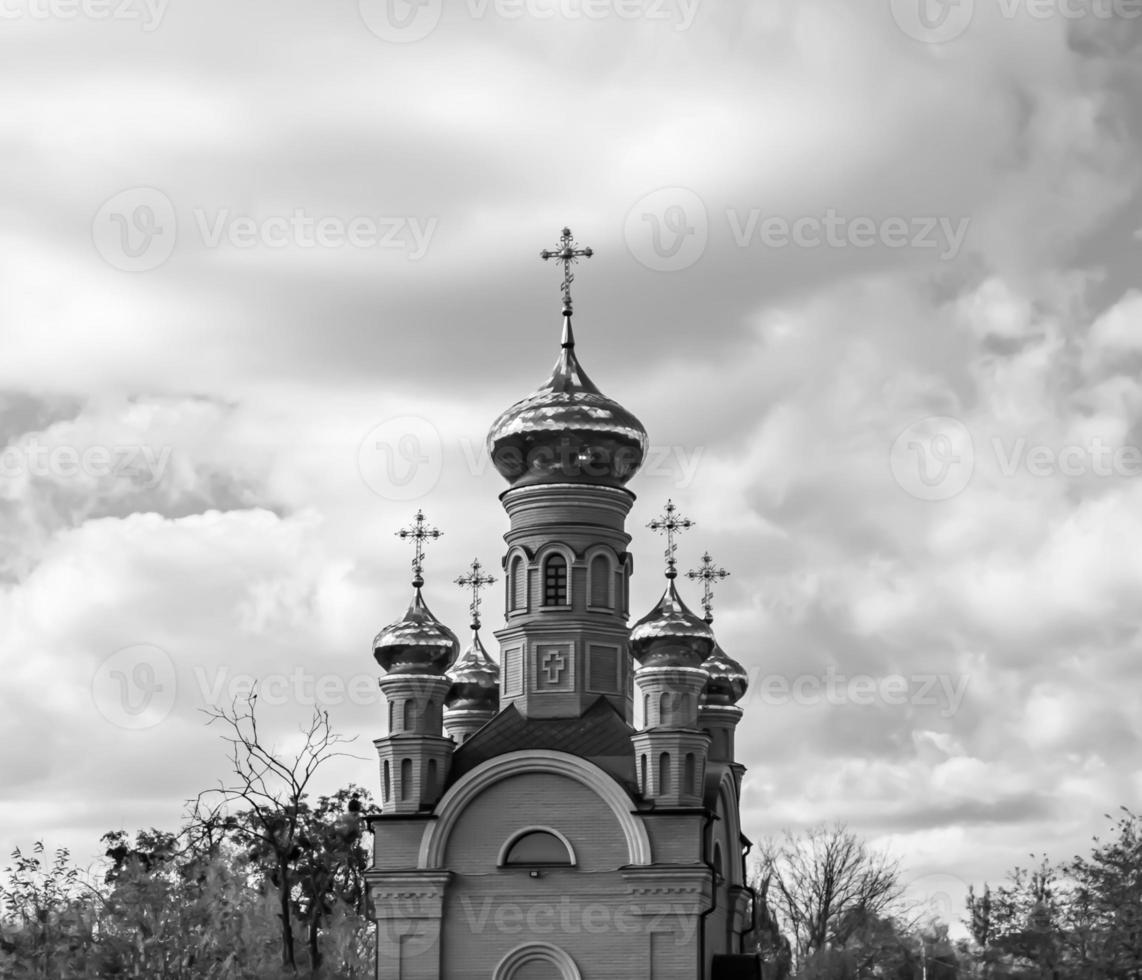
[
  {"x1": 497, "y1": 825, "x2": 577, "y2": 867},
  {"x1": 494, "y1": 942, "x2": 581, "y2": 980},
  {"x1": 418, "y1": 750, "x2": 651, "y2": 867}
]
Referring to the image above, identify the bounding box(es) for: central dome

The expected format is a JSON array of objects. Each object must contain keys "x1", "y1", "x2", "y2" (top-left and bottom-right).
[{"x1": 487, "y1": 315, "x2": 648, "y2": 488}]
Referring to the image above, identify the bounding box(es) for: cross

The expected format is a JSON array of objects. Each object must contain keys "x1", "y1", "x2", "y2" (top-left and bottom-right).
[
  {"x1": 395, "y1": 509, "x2": 442, "y2": 589},
  {"x1": 540, "y1": 227, "x2": 593, "y2": 315},
  {"x1": 455, "y1": 558, "x2": 496, "y2": 630},
  {"x1": 541, "y1": 650, "x2": 566, "y2": 684},
  {"x1": 647, "y1": 499, "x2": 695, "y2": 580},
  {"x1": 686, "y1": 551, "x2": 730, "y2": 624}
]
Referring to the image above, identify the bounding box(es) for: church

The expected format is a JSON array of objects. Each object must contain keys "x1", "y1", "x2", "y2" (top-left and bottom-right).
[{"x1": 364, "y1": 230, "x2": 756, "y2": 980}]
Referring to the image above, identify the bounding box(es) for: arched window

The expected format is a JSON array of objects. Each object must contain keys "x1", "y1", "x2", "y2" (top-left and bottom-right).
[
  {"x1": 400, "y1": 758, "x2": 412, "y2": 801},
  {"x1": 501, "y1": 830, "x2": 574, "y2": 867},
  {"x1": 659, "y1": 691, "x2": 672, "y2": 725},
  {"x1": 659, "y1": 752, "x2": 671, "y2": 795},
  {"x1": 640, "y1": 754, "x2": 648, "y2": 794},
  {"x1": 589, "y1": 554, "x2": 611, "y2": 607},
  {"x1": 543, "y1": 554, "x2": 568, "y2": 606},
  {"x1": 426, "y1": 759, "x2": 437, "y2": 797},
  {"x1": 685, "y1": 753, "x2": 696, "y2": 794},
  {"x1": 383, "y1": 760, "x2": 391, "y2": 802},
  {"x1": 642, "y1": 693, "x2": 649, "y2": 727},
  {"x1": 510, "y1": 556, "x2": 525, "y2": 612},
  {"x1": 387, "y1": 700, "x2": 393, "y2": 734},
  {"x1": 402, "y1": 699, "x2": 415, "y2": 731}
]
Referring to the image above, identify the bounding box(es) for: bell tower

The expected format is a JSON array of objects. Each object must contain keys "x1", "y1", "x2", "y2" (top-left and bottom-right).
[{"x1": 485, "y1": 229, "x2": 648, "y2": 722}]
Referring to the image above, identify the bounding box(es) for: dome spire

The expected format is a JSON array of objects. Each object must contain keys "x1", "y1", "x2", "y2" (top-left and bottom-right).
[
  {"x1": 685, "y1": 551, "x2": 730, "y2": 624},
  {"x1": 454, "y1": 557, "x2": 496, "y2": 632},
  {"x1": 540, "y1": 226, "x2": 593, "y2": 319},
  {"x1": 395, "y1": 508, "x2": 442, "y2": 590},
  {"x1": 647, "y1": 499, "x2": 695, "y2": 580}
]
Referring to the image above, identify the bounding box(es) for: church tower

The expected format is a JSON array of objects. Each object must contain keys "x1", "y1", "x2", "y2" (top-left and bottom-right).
[
  {"x1": 485, "y1": 233, "x2": 647, "y2": 722},
  {"x1": 365, "y1": 229, "x2": 757, "y2": 980}
]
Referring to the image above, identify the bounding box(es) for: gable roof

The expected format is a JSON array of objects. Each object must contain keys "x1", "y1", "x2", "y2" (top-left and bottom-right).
[{"x1": 446, "y1": 697, "x2": 640, "y2": 798}]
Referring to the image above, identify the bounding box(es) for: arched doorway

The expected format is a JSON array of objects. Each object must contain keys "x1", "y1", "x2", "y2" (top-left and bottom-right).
[{"x1": 493, "y1": 942, "x2": 581, "y2": 980}]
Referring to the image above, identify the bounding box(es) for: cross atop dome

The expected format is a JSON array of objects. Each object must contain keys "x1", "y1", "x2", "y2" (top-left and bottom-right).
[
  {"x1": 647, "y1": 499, "x2": 695, "y2": 580},
  {"x1": 540, "y1": 226, "x2": 593, "y2": 319},
  {"x1": 395, "y1": 509, "x2": 442, "y2": 589},
  {"x1": 455, "y1": 558, "x2": 496, "y2": 630},
  {"x1": 686, "y1": 551, "x2": 730, "y2": 624}
]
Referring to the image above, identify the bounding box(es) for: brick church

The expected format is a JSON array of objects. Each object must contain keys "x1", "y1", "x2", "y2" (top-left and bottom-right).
[{"x1": 364, "y1": 230, "x2": 755, "y2": 980}]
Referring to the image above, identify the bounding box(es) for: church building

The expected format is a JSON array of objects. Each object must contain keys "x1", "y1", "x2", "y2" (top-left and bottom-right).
[{"x1": 365, "y1": 230, "x2": 755, "y2": 980}]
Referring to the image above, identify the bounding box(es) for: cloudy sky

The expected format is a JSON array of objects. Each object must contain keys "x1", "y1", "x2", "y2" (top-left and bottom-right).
[{"x1": 3, "y1": 0, "x2": 1142, "y2": 929}]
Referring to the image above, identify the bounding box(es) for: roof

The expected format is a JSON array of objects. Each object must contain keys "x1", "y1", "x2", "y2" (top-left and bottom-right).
[{"x1": 446, "y1": 697, "x2": 640, "y2": 798}]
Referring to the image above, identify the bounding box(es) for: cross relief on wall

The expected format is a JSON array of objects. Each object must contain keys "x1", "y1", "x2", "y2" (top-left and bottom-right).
[{"x1": 534, "y1": 645, "x2": 573, "y2": 691}]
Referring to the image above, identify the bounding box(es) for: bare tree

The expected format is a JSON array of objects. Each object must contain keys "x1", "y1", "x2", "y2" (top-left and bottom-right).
[
  {"x1": 192, "y1": 691, "x2": 359, "y2": 974},
  {"x1": 755, "y1": 822, "x2": 904, "y2": 970}
]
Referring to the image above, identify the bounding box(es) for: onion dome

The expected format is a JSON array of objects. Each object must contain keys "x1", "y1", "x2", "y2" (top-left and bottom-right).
[
  {"x1": 445, "y1": 629, "x2": 499, "y2": 711},
  {"x1": 629, "y1": 578, "x2": 715, "y2": 669},
  {"x1": 701, "y1": 641, "x2": 749, "y2": 705},
  {"x1": 373, "y1": 588, "x2": 459, "y2": 675},
  {"x1": 487, "y1": 313, "x2": 649, "y2": 488}
]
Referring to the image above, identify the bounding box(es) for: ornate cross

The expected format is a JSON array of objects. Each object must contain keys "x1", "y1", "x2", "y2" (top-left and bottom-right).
[
  {"x1": 395, "y1": 509, "x2": 442, "y2": 589},
  {"x1": 540, "y1": 227, "x2": 593, "y2": 315},
  {"x1": 648, "y1": 499, "x2": 695, "y2": 580},
  {"x1": 686, "y1": 551, "x2": 730, "y2": 624},
  {"x1": 455, "y1": 558, "x2": 496, "y2": 630},
  {"x1": 541, "y1": 650, "x2": 566, "y2": 684}
]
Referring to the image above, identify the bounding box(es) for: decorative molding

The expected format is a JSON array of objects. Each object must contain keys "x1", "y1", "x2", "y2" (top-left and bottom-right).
[
  {"x1": 496, "y1": 825, "x2": 578, "y2": 867},
  {"x1": 419, "y1": 750, "x2": 652, "y2": 867},
  {"x1": 494, "y1": 942, "x2": 582, "y2": 980}
]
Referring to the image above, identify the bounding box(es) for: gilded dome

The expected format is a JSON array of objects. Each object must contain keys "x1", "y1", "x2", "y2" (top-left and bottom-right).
[
  {"x1": 445, "y1": 630, "x2": 500, "y2": 711},
  {"x1": 629, "y1": 578, "x2": 715, "y2": 669},
  {"x1": 487, "y1": 316, "x2": 648, "y2": 488},
  {"x1": 373, "y1": 589, "x2": 459, "y2": 675},
  {"x1": 702, "y1": 641, "x2": 749, "y2": 706}
]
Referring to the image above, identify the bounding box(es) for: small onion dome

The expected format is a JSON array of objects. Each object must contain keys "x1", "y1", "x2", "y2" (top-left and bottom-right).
[
  {"x1": 373, "y1": 588, "x2": 459, "y2": 675},
  {"x1": 445, "y1": 630, "x2": 500, "y2": 711},
  {"x1": 486, "y1": 316, "x2": 649, "y2": 489},
  {"x1": 629, "y1": 578, "x2": 715, "y2": 669},
  {"x1": 702, "y1": 642, "x2": 748, "y2": 706}
]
